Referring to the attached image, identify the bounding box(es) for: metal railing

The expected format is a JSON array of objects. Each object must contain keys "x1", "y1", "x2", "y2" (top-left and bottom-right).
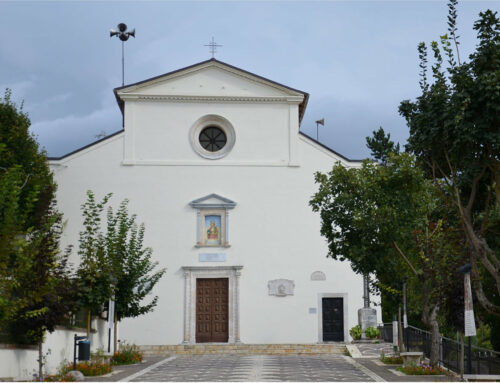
[{"x1": 380, "y1": 323, "x2": 500, "y2": 375}]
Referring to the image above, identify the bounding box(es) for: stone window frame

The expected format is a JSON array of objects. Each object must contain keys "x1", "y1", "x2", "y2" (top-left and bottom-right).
[
  {"x1": 181, "y1": 266, "x2": 243, "y2": 344},
  {"x1": 317, "y1": 293, "x2": 349, "y2": 343},
  {"x1": 190, "y1": 194, "x2": 236, "y2": 248},
  {"x1": 190, "y1": 114, "x2": 236, "y2": 160}
]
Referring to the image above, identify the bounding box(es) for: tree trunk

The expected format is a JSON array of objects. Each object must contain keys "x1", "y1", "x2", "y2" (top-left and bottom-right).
[
  {"x1": 460, "y1": 331, "x2": 465, "y2": 380},
  {"x1": 429, "y1": 305, "x2": 440, "y2": 368},
  {"x1": 86, "y1": 309, "x2": 91, "y2": 338},
  {"x1": 38, "y1": 340, "x2": 43, "y2": 381},
  {"x1": 398, "y1": 305, "x2": 405, "y2": 352},
  {"x1": 113, "y1": 311, "x2": 118, "y2": 353}
]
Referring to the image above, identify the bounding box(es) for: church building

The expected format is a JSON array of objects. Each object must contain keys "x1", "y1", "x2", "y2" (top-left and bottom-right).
[{"x1": 49, "y1": 59, "x2": 379, "y2": 346}]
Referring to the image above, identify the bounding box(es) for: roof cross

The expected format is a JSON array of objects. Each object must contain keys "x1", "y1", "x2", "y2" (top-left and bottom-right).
[{"x1": 204, "y1": 37, "x2": 222, "y2": 58}]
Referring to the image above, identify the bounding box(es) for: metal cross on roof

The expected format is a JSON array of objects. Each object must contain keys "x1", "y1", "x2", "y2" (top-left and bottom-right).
[{"x1": 204, "y1": 37, "x2": 222, "y2": 58}]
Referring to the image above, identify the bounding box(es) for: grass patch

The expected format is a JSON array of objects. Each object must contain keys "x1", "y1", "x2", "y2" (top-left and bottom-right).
[{"x1": 380, "y1": 354, "x2": 403, "y2": 364}]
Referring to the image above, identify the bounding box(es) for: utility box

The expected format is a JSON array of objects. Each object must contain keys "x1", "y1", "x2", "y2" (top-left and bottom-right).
[{"x1": 78, "y1": 340, "x2": 91, "y2": 361}]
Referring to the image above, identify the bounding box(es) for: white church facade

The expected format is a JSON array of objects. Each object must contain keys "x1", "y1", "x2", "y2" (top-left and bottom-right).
[{"x1": 49, "y1": 59, "x2": 380, "y2": 346}]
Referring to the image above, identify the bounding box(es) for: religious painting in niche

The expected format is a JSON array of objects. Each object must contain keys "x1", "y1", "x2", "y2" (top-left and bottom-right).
[
  {"x1": 204, "y1": 215, "x2": 221, "y2": 245},
  {"x1": 190, "y1": 194, "x2": 236, "y2": 248}
]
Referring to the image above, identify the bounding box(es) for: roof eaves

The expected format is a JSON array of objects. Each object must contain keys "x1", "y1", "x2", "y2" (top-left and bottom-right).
[
  {"x1": 299, "y1": 131, "x2": 365, "y2": 163},
  {"x1": 47, "y1": 129, "x2": 124, "y2": 161}
]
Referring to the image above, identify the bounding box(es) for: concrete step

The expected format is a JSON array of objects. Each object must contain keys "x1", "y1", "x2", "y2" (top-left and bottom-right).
[{"x1": 139, "y1": 343, "x2": 347, "y2": 356}]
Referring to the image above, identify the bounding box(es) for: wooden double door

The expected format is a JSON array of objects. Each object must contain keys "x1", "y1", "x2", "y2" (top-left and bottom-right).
[{"x1": 196, "y1": 278, "x2": 229, "y2": 343}]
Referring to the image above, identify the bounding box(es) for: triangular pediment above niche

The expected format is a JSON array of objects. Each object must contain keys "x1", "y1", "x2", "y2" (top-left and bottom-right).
[{"x1": 189, "y1": 193, "x2": 236, "y2": 209}]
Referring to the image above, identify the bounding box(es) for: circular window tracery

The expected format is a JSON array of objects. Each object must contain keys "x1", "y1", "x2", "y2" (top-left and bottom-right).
[
  {"x1": 199, "y1": 126, "x2": 227, "y2": 152},
  {"x1": 190, "y1": 115, "x2": 235, "y2": 160}
]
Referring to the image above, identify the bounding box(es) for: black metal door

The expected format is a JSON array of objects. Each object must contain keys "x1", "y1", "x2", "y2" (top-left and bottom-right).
[{"x1": 322, "y1": 298, "x2": 344, "y2": 341}]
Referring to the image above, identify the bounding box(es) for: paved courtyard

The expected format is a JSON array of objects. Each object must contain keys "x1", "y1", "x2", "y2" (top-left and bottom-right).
[{"x1": 124, "y1": 354, "x2": 381, "y2": 382}]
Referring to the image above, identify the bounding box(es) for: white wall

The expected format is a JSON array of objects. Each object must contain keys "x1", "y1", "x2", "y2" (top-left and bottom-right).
[
  {"x1": 0, "y1": 319, "x2": 108, "y2": 381},
  {"x1": 51, "y1": 136, "x2": 380, "y2": 346},
  {"x1": 49, "y1": 62, "x2": 381, "y2": 347}
]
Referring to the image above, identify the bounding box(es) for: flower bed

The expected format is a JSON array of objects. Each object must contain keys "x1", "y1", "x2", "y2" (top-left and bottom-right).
[
  {"x1": 111, "y1": 342, "x2": 143, "y2": 365},
  {"x1": 43, "y1": 374, "x2": 76, "y2": 382},
  {"x1": 396, "y1": 362, "x2": 446, "y2": 375},
  {"x1": 68, "y1": 361, "x2": 113, "y2": 376}
]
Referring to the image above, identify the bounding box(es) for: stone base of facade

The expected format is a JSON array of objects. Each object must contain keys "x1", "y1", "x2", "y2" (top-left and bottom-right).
[{"x1": 139, "y1": 343, "x2": 346, "y2": 356}]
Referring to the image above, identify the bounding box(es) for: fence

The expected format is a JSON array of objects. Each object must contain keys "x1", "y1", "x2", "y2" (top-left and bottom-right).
[
  {"x1": 380, "y1": 323, "x2": 500, "y2": 375},
  {"x1": 380, "y1": 323, "x2": 393, "y2": 343}
]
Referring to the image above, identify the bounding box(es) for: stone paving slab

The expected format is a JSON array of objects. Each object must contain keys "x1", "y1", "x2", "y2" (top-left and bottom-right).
[
  {"x1": 84, "y1": 356, "x2": 166, "y2": 382},
  {"x1": 353, "y1": 342, "x2": 395, "y2": 358},
  {"x1": 127, "y1": 354, "x2": 380, "y2": 382}
]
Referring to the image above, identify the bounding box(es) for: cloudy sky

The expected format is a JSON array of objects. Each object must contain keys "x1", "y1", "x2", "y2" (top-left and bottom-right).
[{"x1": 1, "y1": 0, "x2": 497, "y2": 159}]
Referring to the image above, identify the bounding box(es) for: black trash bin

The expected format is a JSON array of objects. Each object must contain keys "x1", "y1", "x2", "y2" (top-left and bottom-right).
[{"x1": 78, "y1": 340, "x2": 91, "y2": 361}]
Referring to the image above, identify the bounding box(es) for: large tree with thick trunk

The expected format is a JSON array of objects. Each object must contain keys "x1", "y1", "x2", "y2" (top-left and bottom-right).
[{"x1": 399, "y1": 2, "x2": 500, "y2": 317}]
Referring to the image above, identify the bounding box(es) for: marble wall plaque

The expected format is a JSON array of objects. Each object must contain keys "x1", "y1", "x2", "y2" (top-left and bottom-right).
[
  {"x1": 199, "y1": 253, "x2": 227, "y2": 262},
  {"x1": 358, "y1": 307, "x2": 377, "y2": 330},
  {"x1": 268, "y1": 279, "x2": 294, "y2": 296},
  {"x1": 310, "y1": 271, "x2": 326, "y2": 281}
]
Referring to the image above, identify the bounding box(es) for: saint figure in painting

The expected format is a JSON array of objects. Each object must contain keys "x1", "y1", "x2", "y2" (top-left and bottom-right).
[
  {"x1": 204, "y1": 215, "x2": 221, "y2": 244},
  {"x1": 207, "y1": 220, "x2": 220, "y2": 240}
]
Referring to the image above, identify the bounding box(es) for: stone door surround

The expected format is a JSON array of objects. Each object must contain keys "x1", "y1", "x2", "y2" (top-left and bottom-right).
[{"x1": 182, "y1": 266, "x2": 243, "y2": 344}]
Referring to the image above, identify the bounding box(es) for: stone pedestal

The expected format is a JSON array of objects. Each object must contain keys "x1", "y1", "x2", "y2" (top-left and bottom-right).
[
  {"x1": 358, "y1": 307, "x2": 377, "y2": 339},
  {"x1": 400, "y1": 351, "x2": 423, "y2": 367}
]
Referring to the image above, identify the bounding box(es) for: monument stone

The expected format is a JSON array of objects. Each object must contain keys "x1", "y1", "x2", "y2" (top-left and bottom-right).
[{"x1": 357, "y1": 275, "x2": 377, "y2": 339}]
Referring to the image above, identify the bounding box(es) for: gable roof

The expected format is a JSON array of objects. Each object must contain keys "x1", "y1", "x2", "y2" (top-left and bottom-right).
[{"x1": 114, "y1": 58, "x2": 309, "y2": 124}]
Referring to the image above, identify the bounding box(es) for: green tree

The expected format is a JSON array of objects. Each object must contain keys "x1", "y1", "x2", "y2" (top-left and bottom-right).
[
  {"x1": 76, "y1": 190, "x2": 113, "y2": 337},
  {"x1": 310, "y1": 152, "x2": 466, "y2": 366},
  {"x1": 0, "y1": 90, "x2": 76, "y2": 379},
  {"x1": 8, "y1": 202, "x2": 77, "y2": 379},
  {"x1": 105, "y1": 199, "x2": 166, "y2": 351},
  {"x1": 0, "y1": 159, "x2": 36, "y2": 325},
  {"x1": 76, "y1": 192, "x2": 166, "y2": 348},
  {"x1": 399, "y1": 4, "x2": 500, "y2": 316},
  {"x1": 365, "y1": 127, "x2": 400, "y2": 165}
]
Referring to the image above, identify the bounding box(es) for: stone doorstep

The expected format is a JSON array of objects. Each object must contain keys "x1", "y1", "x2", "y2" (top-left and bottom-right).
[{"x1": 139, "y1": 343, "x2": 346, "y2": 356}]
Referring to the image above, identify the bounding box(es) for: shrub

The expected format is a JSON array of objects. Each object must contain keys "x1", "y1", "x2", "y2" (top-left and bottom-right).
[
  {"x1": 66, "y1": 360, "x2": 112, "y2": 376},
  {"x1": 397, "y1": 362, "x2": 446, "y2": 375},
  {"x1": 349, "y1": 325, "x2": 362, "y2": 340},
  {"x1": 111, "y1": 342, "x2": 143, "y2": 365},
  {"x1": 42, "y1": 361, "x2": 76, "y2": 381},
  {"x1": 380, "y1": 351, "x2": 403, "y2": 364},
  {"x1": 365, "y1": 326, "x2": 381, "y2": 339}
]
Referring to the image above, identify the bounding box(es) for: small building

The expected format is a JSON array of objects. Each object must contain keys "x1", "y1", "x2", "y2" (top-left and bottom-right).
[{"x1": 49, "y1": 59, "x2": 379, "y2": 346}]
